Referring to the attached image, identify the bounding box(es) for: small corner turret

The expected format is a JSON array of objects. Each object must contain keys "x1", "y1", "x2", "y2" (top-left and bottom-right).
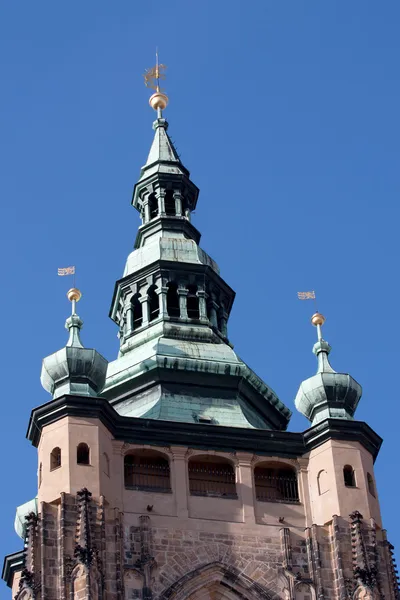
[
  {"x1": 41, "y1": 288, "x2": 108, "y2": 399},
  {"x1": 295, "y1": 311, "x2": 362, "y2": 425}
]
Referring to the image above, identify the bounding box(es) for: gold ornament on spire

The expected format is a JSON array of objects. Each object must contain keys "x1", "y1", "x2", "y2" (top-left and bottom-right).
[
  {"x1": 311, "y1": 312, "x2": 325, "y2": 327},
  {"x1": 144, "y1": 50, "x2": 169, "y2": 112},
  {"x1": 67, "y1": 288, "x2": 82, "y2": 303}
]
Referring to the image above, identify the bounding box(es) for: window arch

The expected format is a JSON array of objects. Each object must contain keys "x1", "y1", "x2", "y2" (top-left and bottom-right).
[
  {"x1": 77, "y1": 443, "x2": 90, "y2": 466},
  {"x1": 317, "y1": 469, "x2": 329, "y2": 495},
  {"x1": 103, "y1": 452, "x2": 110, "y2": 477},
  {"x1": 343, "y1": 465, "x2": 356, "y2": 487},
  {"x1": 166, "y1": 282, "x2": 180, "y2": 318},
  {"x1": 187, "y1": 285, "x2": 200, "y2": 319},
  {"x1": 188, "y1": 455, "x2": 237, "y2": 499},
  {"x1": 124, "y1": 450, "x2": 171, "y2": 492},
  {"x1": 148, "y1": 285, "x2": 160, "y2": 321},
  {"x1": 164, "y1": 190, "x2": 176, "y2": 216},
  {"x1": 131, "y1": 293, "x2": 143, "y2": 329},
  {"x1": 50, "y1": 447, "x2": 61, "y2": 471},
  {"x1": 367, "y1": 473, "x2": 375, "y2": 497},
  {"x1": 254, "y1": 462, "x2": 299, "y2": 503},
  {"x1": 148, "y1": 193, "x2": 158, "y2": 219}
]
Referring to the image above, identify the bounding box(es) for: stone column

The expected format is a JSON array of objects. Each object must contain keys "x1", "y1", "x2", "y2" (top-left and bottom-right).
[
  {"x1": 220, "y1": 310, "x2": 229, "y2": 337},
  {"x1": 143, "y1": 193, "x2": 150, "y2": 223},
  {"x1": 125, "y1": 298, "x2": 133, "y2": 335},
  {"x1": 156, "y1": 188, "x2": 166, "y2": 216},
  {"x1": 178, "y1": 286, "x2": 188, "y2": 319},
  {"x1": 209, "y1": 299, "x2": 219, "y2": 328},
  {"x1": 236, "y1": 453, "x2": 256, "y2": 524},
  {"x1": 197, "y1": 288, "x2": 208, "y2": 321},
  {"x1": 170, "y1": 447, "x2": 189, "y2": 518},
  {"x1": 156, "y1": 284, "x2": 168, "y2": 319},
  {"x1": 298, "y1": 458, "x2": 312, "y2": 528},
  {"x1": 184, "y1": 207, "x2": 191, "y2": 222},
  {"x1": 173, "y1": 191, "x2": 183, "y2": 216},
  {"x1": 140, "y1": 294, "x2": 149, "y2": 327}
]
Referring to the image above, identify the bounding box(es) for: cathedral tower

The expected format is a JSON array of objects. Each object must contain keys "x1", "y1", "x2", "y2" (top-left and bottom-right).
[{"x1": 3, "y1": 69, "x2": 399, "y2": 600}]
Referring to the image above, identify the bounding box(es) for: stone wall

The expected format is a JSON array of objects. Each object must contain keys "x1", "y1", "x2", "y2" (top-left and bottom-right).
[{"x1": 12, "y1": 489, "x2": 400, "y2": 600}]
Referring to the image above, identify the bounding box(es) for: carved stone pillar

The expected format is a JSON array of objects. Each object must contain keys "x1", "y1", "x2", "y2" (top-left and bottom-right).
[
  {"x1": 220, "y1": 311, "x2": 229, "y2": 337},
  {"x1": 178, "y1": 286, "x2": 188, "y2": 319},
  {"x1": 125, "y1": 298, "x2": 133, "y2": 336},
  {"x1": 156, "y1": 285, "x2": 168, "y2": 319},
  {"x1": 197, "y1": 288, "x2": 207, "y2": 321},
  {"x1": 156, "y1": 188, "x2": 166, "y2": 216},
  {"x1": 171, "y1": 447, "x2": 189, "y2": 518},
  {"x1": 236, "y1": 453, "x2": 256, "y2": 524},
  {"x1": 143, "y1": 195, "x2": 150, "y2": 223},
  {"x1": 140, "y1": 294, "x2": 149, "y2": 327},
  {"x1": 209, "y1": 300, "x2": 219, "y2": 328},
  {"x1": 173, "y1": 191, "x2": 183, "y2": 216}
]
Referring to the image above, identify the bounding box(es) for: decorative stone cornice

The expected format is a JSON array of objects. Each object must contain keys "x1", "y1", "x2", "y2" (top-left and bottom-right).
[
  {"x1": 27, "y1": 395, "x2": 382, "y2": 462},
  {"x1": 2, "y1": 551, "x2": 24, "y2": 588}
]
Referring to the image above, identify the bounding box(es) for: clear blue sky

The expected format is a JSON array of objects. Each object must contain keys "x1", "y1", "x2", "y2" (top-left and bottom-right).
[{"x1": 1, "y1": 1, "x2": 399, "y2": 593}]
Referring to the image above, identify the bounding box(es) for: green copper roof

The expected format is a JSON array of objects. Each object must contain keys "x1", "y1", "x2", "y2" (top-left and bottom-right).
[
  {"x1": 137, "y1": 118, "x2": 189, "y2": 183},
  {"x1": 41, "y1": 304, "x2": 108, "y2": 399},
  {"x1": 103, "y1": 332, "x2": 291, "y2": 429},
  {"x1": 106, "y1": 104, "x2": 292, "y2": 430},
  {"x1": 146, "y1": 119, "x2": 181, "y2": 166},
  {"x1": 295, "y1": 336, "x2": 362, "y2": 425},
  {"x1": 14, "y1": 497, "x2": 37, "y2": 539}
]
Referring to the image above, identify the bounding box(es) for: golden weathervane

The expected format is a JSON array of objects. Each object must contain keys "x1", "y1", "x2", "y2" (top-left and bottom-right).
[
  {"x1": 144, "y1": 51, "x2": 169, "y2": 113},
  {"x1": 143, "y1": 51, "x2": 167, "y2": 92}
]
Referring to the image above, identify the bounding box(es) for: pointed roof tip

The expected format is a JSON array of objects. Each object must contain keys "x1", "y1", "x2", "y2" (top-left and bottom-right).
[{"x1": 145, "y1": 118, "x2": 182, "y2": 168}]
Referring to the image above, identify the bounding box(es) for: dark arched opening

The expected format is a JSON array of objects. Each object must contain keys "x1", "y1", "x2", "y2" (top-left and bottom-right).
[
  {"x1": 148, "y1": 285, "x2": 159, "y2": 321},
  {"x1": 188, "y1": 456, "x2": 237, "y2": 498},
  {"x1": 77, "y1": 443, "x2": 90, "y2": 466},
  {"x1": 132, "y1": 293, "x2": 143, "y2": 329},
  {"x1": 148, "y1": 193, "x2": 158, "y2": 219},
  {"x1": 343, "y1": 465, "x2": 356, "y2": 487},
  {"x1": 50, "y1": 447, "x2": 61, "y2": 471},
  {"x1": 254, "y1": 462, "x2": 299, "y2": 503},
  {"x1": 167, "y1": 282, "x2": 180, "y2": 318},
  {"x1": 124, "y1": 450, "x2": 171, "y2": 492},
  {"x1": 164, "y1": 190, "x2": 176, "y2": 216},
  {"x1": 187, "y1": 285, "x2": 200, "y2": 319}
]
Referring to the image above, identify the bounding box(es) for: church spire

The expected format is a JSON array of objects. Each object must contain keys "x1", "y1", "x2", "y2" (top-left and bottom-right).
[
  {"x1": 41, "y1": 289, "x2": 108, "y2": 399},
  {"x1": 295, "y1": 312, "x2": 362, "y2": 425},
  {"x1": 131, "y1": 58, "x2": 199, "y2": 248}
]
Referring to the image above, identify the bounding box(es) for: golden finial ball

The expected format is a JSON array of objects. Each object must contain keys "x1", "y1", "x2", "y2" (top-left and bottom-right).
[
  {"x1": 67, "y1": 288, "x2": 82, "y2": 302},
  {"x1": 311, "y1": 312, "x2": 326, "y2": 327},
  {"x1": 149, "y1": 91, "x2": 169, "y2": 111}
]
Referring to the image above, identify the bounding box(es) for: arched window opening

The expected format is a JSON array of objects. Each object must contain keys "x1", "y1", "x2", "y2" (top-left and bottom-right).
[
  {"x1": 148, "y1": 285, "x2": 159, "y2": 321},
  {"x1": 39, "y1": 463, "x2": 43, "y2": 487},
  {"x1": 148, "y1": 193, "x2": 158, "y2": 220},
  {"x1": 343, "y1": 465, "x2": 356, "y2": 487},
  {"x1": 187, "y1": 285, "x2": 200, "y2": 319},
  {"x1": 124, "y1": 451, "x2": 171, "y2": 492},
  {"x1": 164, "y1": 190, "x2": 176, "y2": 216},
  {"x1": 317, "y1": 469, "x2": 329, "y2": 495},
  {"x1": 103, "y1": 453, "x2": 110, "y2": 477},
  {"x1": 166, "y1": 282, "x2": 180, "y2": 318},
  {"x1": 77, "y1": 443, "x2": 90, "y2": 466},
  {"x1": 188, "y1": 456, "x2": 237, "y2": 499},
  {"x1": 50, "y1": 447, "x2": 61, "y2": 471},
  {"x1": 367, "y1": 473, "x2": 375, "y2": 497},
  {"x1": 254, "y1": 462, "x2": 299, "y2": 503},
  {"x1": 131, "y1": 293, "x2": 143, "y2": 329}
]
